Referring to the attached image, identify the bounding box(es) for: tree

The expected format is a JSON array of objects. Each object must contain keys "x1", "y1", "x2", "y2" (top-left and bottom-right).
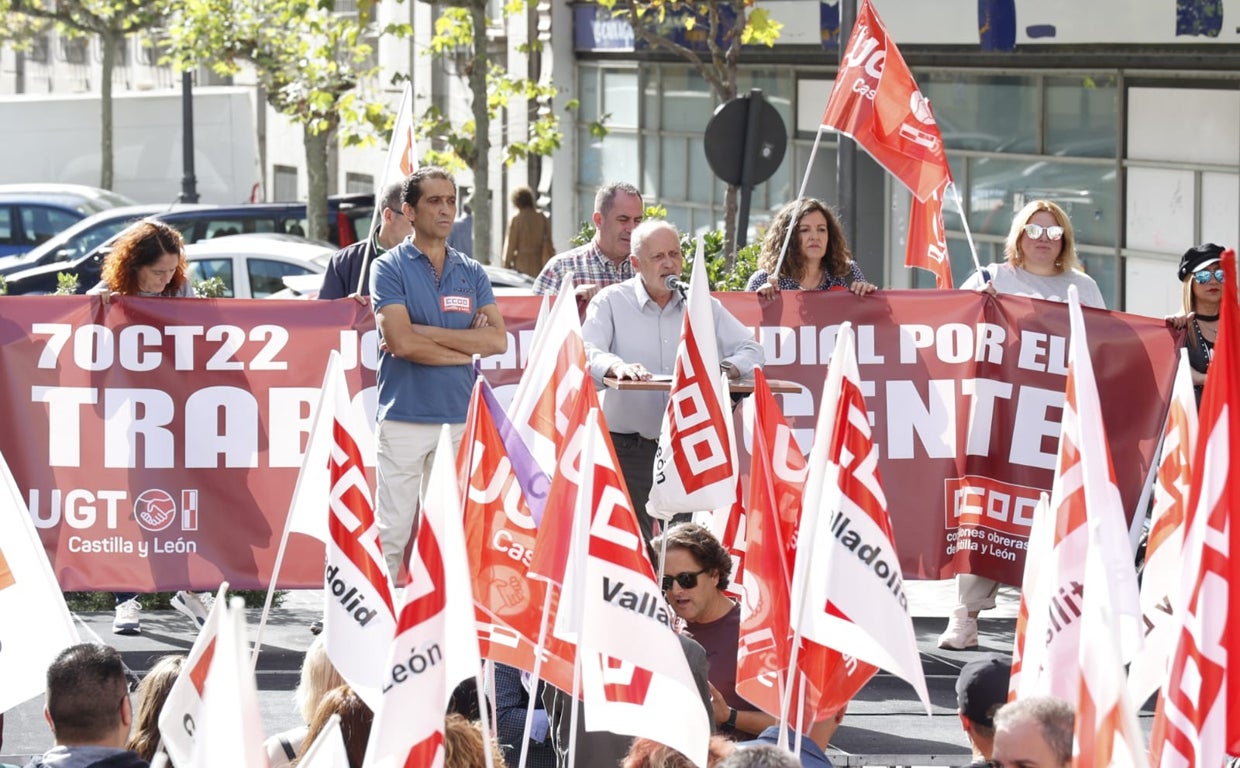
[
  {"x1": 597, "y1": 0, "x2": 782, "y2": 265},
  {"x1": 167, "y1": 0, "x2": 405, "y2": 241},
  {"x1": 0, "y1": 0, "x2": 175, "y2": 190},
  {"x1": 414, "y1": 0, "x2": 562, "y2": 264}
]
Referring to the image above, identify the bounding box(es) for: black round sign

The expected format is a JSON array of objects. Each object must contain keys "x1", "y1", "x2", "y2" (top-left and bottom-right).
[{"x1": 703, "y1": 94, "x2": 788, "y2": 187}]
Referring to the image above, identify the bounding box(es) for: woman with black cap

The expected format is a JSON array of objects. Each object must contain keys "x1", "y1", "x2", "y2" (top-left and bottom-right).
[{"x1": 1175, "y1": 242, "x2": 1227, "y2": 406}]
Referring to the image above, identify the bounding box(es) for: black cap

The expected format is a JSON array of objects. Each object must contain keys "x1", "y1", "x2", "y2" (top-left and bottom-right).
[
  {"x1": 956, "y1": 654, "x2": 1012, "y2": 728},
  {"x1": 1178, "y1": 243, "x2": 1225, "y2": 282}
]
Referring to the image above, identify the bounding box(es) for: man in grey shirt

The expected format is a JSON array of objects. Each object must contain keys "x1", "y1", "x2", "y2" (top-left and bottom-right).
[{"x1": 581, "y1": 219, "x2": 763, "y2": 544}]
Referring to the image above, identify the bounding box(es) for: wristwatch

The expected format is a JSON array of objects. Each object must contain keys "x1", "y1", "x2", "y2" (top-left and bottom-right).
[{"x1": 725, "y1": 707, "x2": 738, "y2": 729}]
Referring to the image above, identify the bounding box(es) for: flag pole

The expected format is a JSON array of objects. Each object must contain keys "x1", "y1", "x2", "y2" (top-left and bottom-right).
[
  {"x1": 357, "y1": 82, "x2": 414, "y2": 293},
  {"x1": 769, "y1": 127, "x2": 826, "y2": 283},
  {"x1": 947, "y1": 182, "x2": 984, "y2": 276}
]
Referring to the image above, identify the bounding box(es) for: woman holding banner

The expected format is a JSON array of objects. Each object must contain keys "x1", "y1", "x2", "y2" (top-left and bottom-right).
[
  {"x1": 745, "y1": 198, "x2": 877, "y2": 298},
  {"x1": 91, "y1": 221, "x2": 212, "y2": 636},
  {"x1": 943, "y1": 200, "x2": 1106, "y2": 649},
  {"x1": 1173, "y1": 242, "x2": 1226, "y2": 406}
]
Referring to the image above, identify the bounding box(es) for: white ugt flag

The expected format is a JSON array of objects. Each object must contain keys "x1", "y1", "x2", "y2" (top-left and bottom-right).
[
  {"x1": 648, "y1": 237, "x2": 736, "y2": 518},
  {"x1": 0, "y1": 448, "x2": 78, "y2": 714}
]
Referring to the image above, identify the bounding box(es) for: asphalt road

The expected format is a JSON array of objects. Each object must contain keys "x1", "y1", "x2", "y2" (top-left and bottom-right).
[{"x1": 0, "y1": 582, "x2": 1152, "y2": 766}]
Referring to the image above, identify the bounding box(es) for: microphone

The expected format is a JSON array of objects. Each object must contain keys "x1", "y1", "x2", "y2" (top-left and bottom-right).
[{"x1": 664, "y1": 274, "x2": 689, "y2": 299}]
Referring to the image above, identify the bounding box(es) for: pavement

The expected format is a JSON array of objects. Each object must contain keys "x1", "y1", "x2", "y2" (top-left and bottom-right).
[{"x1": 0, "y1": 581, "x2": 1153, "y2": 767}]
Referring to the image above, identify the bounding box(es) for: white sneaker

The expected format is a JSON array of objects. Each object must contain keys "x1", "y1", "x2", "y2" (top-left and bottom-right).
[
  {"x1": 113, "y1": 598, "x2": 142, "y2": 635},
  {"x1": 171, "y1": 590, "x2": 214, "y2": 628},
  {"x1": 937, "y1": 607, "x2": 979, "y2": 650}
]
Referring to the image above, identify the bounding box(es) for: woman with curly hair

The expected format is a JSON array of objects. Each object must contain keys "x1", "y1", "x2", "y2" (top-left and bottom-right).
[
  {"x1": 92, "y1": 219, "x2": 205, "y2": 636},
  {"x1": 96, "y1": 219, "x2": 193, "y2": 298},
  {"x1": 745, "y1": 198, "x2": 876, "y2": 298},
  {"x1": 127, "y1": 655, "x2": 185, "y2": 763}
]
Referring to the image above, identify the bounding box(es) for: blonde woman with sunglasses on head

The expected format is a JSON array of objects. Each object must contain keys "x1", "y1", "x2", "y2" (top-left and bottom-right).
[
  {"x1": 942, "y1": 199, "x2": 1105, "y2": 651},
  {"x1": 961, "y1": 199, "x2": 1105, "y2": 309}
]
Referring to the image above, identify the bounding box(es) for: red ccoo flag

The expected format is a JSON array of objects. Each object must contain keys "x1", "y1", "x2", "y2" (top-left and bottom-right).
[
  {"x1": 1150, "y1": 249, "x2": 1238, "y2": 766},
  {"x1": 906, "y1": 180, "x2": 953, "y2": 288},
  {"x1": 822, "y1": 0, "x2": 952, "y2": 203}
]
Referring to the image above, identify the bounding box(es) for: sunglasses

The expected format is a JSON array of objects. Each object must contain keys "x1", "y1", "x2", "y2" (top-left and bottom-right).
[
  {"x1": 1023, "y1": 223, "x2": 1065, "y2": 241},
  {"x1": 661, "y1": 569, "x2": 706, "y2": 592},
  {"x1": 1193, "y1": 268, "x2": 1225, "y2": 285}
]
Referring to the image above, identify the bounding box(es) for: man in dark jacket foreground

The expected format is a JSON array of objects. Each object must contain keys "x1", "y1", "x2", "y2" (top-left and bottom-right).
[{"x1": 24, "y1": 643, "x2": 147, "y2": 768}]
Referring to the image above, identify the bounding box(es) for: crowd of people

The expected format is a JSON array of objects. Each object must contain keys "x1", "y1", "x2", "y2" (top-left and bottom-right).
[
  {"x1": 13, "y1": 629, "x2": 1079, "y2": 768},
  {"x1": 16, "y1": 170, "x2": 1228, "y2": 768}
]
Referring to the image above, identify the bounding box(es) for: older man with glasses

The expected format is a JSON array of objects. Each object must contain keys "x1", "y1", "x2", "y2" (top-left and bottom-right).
[{"x1": 654, "y1": 522, "x2": 777, "y2": 741}]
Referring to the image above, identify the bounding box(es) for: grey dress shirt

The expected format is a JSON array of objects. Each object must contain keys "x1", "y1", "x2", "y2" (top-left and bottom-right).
[{"x1": 581, "y1": 276, "x2": 764, "y2": 439}]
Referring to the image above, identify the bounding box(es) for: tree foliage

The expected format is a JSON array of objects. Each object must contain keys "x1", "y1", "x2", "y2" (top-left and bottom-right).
[
  {"x1": 0, "y1": 0, "x2": 176, "y2": 189},
  {"x1": 415, "y1": 0, "x2": 564, "y2": 263},
  {"x1": 167, "y1": 0, "x2": 407, "y2": 241},
  {"x1": 595, "y1": 0, "x2": 782, "y2": 266}
]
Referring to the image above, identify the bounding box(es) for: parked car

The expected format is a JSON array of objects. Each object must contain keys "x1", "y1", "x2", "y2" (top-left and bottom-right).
[
  {"x1": 267, "y1": 262, "x2": 536, "y2": 300},
  {"x1": 185, "y1": 233, "x2": 334, "y2": 298},
  {"x1": 0, "y1": 183, "x2": 138, "y2": 258},
  {"x1": 1, "y1": 196, "x2": 373, "y2": 293}
]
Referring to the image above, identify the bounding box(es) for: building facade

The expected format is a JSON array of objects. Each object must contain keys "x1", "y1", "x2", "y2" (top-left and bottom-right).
[{"x1": 1, "y1": 0, "x2": 1236, "y2": 315}]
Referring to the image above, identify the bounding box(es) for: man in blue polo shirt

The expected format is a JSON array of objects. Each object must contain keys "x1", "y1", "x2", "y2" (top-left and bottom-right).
[{"x1": 369, "y1": 166, "x2": 507, "y2": 580}]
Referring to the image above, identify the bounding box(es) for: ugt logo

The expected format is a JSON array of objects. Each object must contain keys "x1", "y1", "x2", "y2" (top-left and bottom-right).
[{"x1": 133, "y1": 489, "x2": 199, "y2": 533}]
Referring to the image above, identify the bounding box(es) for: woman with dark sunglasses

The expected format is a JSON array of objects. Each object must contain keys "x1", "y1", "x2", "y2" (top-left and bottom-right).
[
  {"x1": 960, "y1": 199, "x2": 1105, "y2": 310},
  {"x1": 944, "y1": 200, "x2": 1106, "y2": 652},
  {"x1": 1174, "y1": 242, "x2": 1227, "y2": 406}
]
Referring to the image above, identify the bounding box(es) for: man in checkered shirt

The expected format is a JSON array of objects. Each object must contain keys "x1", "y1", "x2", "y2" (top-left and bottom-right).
[{"x1": 532, "y1": 181, "x2": 644, "y2": 300}]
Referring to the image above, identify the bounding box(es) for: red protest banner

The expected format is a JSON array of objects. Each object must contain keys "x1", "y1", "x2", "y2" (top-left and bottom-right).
[{"x1": 0, "y1": 291, "x2": 1178, "y2": 590}]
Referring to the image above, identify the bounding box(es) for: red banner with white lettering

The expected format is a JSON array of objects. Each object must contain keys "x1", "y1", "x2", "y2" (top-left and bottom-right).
[{"x1": 0, "y1": 291, "x2": 1178, "y2": 590}]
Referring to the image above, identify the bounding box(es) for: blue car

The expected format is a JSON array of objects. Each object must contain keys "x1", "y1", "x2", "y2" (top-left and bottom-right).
[
  {"x1": 0, "y1": 196, "x2": 373, "y2": 295},
  {"x1": 0, "y1": 183, "x2": 138, "y2": 258}
]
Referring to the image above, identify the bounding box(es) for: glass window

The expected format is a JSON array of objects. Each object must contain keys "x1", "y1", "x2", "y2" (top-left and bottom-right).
[
  {"x1": 1078, "y1": 250, "x2": 1118, "y2": 309},
  {"x1": 643, "y1": 135, "x2": 660, "y2": 198},
  {"x1": 1045, "y1": 76, "x2": 1118, "y2": 158},
  {"x1": 20, "y1": 206, "x2": 79, "y2": 246},
  {"x1": 248, "y1": 259, "x2": 315, "y2": 299},
  {"x1": 597, "y1": 133, "x2": 640, "y2": 190},
  {"x1": 660, "y1": 136, "x2": 689, "y2": 201},
  {"x1": 0, "y1": 207, "x2": 13, "y2": 244},
  {"x1": 659, "y1": 69, "x2": 713, "y2": 133},
  {"x1": 188, "y1": 258, "x2": 235, "y2": 297},
  {"x1": 966, "y1": 157, "x2": 1117, "y2": 246},
  {"x1": 578, "y1": 127, "x2": 604, "y2": 188},
  {"x1": 580, "y1": 67, "x2": 600, "y2": 121},
  {"x1": 687, "y1": 136, "x2": 715, "y2": 205},
  {"x1": 603, "y1": 70, "x2": 639, "y2": 128},
  {"x1": 921, "y1": 73, "x2": 1038, "y2": 153},
  {"x1": 203, "y1": 220, "x2": 247, "y2": 239}
]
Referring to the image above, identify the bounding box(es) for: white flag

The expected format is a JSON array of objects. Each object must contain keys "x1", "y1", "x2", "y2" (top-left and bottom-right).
[
  {"x1": 1062, "y1": 286, "x2": 1147, "y2": 768},
  {"x1": 572, "y1": 409, "x2": 711, "y2": 767},
  {"x1": 1127, "y1": 352, "x2": 1197, "y2": 704},
  {"x1": 363, "y1": 425, "x2": 480, "y2": 768},
  {"x1": 188, "y1": 596, "x2": 268, "y2": 768},
  {"x1": 791, "y1": 322, "x2": 931, "y2": 713},
  {"x1": 297, "y1": 713, "x2": 351, "y2": 768},
  {"x1": 0, "y1": 448, "x2": 78, "y2": 714},
  {"x1": 158, "y1": 582, "x2": 228, "y2": 768},
  {"x1": 316, "y1": 351, "x2": 397, "y2": 712},
  {"x1": 648, "y1": 237, "x2": 736, "y2": 518}
]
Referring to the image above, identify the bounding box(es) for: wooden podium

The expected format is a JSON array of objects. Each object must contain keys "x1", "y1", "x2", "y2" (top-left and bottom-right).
[{"x1": 602, "y1": 376, "x2": 802, "y2": 394}]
